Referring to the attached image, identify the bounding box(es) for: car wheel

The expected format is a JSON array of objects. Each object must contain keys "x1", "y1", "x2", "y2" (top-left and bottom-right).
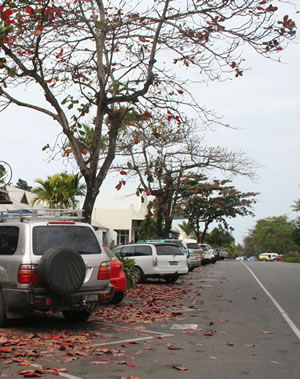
[
  {"x1": 110, "y1": 292, "x2": 125, "y2": 304},
  {"x1": 0, "y1": 290, "x2": 8, "y2": 327},
  {"x1": 165, "y1": 275, "x2": 179, "y2": 284},
  {"x1": 38, "y1": 247, "x2": 86, "y2": 296},
  {"x1": 62, "y1": 310, "x2": 91, "y2": 322},
  {"x1": 134, "y1": 266, "x2": 144, "y2": 283}
]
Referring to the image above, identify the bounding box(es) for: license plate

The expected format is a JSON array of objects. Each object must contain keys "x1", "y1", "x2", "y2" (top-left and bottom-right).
[
  {"x1": 169, "y1": 261, "x2": 178, "y2": 266},
  {"x1": 84, "y1": 294, "x2": 99, "y2": 302}
]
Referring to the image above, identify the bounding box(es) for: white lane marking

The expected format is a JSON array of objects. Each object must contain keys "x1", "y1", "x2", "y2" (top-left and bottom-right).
[{"x1": 242, "y1": 262, "x2": 300, "y2": 341}]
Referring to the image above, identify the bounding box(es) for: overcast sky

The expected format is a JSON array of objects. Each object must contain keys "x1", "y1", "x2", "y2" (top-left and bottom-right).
[{"x1": 1, "y1": 4, "x2": 299, "y2": 245}]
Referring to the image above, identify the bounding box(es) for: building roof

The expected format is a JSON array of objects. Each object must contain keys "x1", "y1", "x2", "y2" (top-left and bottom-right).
[{"x1": 0, "y1": 185, "x2": 43, "y2": 212}]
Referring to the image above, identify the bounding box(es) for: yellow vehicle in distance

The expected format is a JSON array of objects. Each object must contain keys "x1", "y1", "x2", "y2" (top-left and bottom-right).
[{"x1": 258, "y1": 253, "x2": 278, "y2": 261}]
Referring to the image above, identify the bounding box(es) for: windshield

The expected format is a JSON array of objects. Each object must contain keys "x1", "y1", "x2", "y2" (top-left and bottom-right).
[{"x1": 33, "y1": 225, "x2": 101, "y2": 255}]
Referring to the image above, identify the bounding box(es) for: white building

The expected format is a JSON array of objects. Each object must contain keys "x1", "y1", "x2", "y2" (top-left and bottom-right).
[{"x1": 92, "y1": 189, "x2": 150, "y2": 245}]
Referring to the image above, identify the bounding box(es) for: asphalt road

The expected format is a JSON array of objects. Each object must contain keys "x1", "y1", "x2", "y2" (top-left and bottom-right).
[{"x1": 1, "y1": 260, "x2": 300, "y2": 378}]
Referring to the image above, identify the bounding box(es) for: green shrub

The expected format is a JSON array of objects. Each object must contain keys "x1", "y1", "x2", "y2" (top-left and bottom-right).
[{"x1": 116, "y1": 254, "x2": 136, "y2": 288}]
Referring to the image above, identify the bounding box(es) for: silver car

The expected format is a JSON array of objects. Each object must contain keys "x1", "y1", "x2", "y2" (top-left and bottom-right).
[{"x1": 0, "y1": 209, "x2": 114, "y2": 326}]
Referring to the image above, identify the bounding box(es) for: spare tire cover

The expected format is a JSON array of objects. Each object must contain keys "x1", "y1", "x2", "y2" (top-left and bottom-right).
[{"x1": 38, "y1": 247, "x2": 86, "y2": 296}]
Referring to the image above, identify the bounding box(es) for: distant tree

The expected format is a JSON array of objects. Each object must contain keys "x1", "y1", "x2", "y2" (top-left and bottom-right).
[
  {"x1": 0, "y1": 0, "x2": 295, "y2": 223},
  {"x1": 178, "y1": 176, "x2": 258, "y2": 243},
  {"x1": 116, "y1": 119, "x2": 256, "y2": 237},
  {"x1": 32, "y1": 173, "x2": 85, "y2": 209},
  {"x1": 243, "y1": 216, "x2": 299, "y2": 255},
  {"x1": 291, "y1": 218, "x2": 300, "y2": 246},
  {"x1": 15, "y1": 179, "x2": 32, "y2": 192},
  {"x1": 291, "y1": 199, "x2": 300, "y2": 212},
  {"x1": 206, "y1": 225, "x2": 234, "y2": 248}
]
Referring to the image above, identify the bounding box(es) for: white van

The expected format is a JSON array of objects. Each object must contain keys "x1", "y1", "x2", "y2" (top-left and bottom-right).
[{"x1": 259, "y1": 253, "x2": 278, "y2": 261}]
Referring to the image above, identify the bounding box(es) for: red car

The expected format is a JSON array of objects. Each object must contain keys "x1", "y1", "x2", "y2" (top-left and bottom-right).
[{"x1": 103, "y1": 245, "x2": 127, "y2": 304}]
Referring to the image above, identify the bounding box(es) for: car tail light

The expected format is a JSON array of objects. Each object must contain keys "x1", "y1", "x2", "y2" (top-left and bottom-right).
[
  {"x1": 153, "y1": 257, "x2": 158, "y2": 266},
  {"x1": 97, "y1": 261, "x2": 111, "y2": 280},
  {"x1": 17, "y1": 264, "x2": 40, "y2": 284}
]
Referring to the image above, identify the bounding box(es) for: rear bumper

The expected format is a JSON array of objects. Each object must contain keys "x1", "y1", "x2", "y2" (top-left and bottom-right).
[{"x1": 2, "y1": 284, "x2": 114, "y2": 313}]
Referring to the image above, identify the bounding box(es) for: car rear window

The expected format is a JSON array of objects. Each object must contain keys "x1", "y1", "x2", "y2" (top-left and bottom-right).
[
  {"x1": 156, "y1": 244, "x2": 184, "y2": 256},
  {"x1": 186, "y1": 243, "x2": 200, "y2": 249},
  {"x1": 0, "y1": 226, "x2": 19, "y2": 255},
  {"x1": 32, "y1": 226, "x2": 101, "y2": 256}
]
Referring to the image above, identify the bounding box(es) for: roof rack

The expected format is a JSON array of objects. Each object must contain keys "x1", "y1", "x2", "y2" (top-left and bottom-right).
[{"x1": 0, "y1": 209, "x2": 84, "y2": 223}]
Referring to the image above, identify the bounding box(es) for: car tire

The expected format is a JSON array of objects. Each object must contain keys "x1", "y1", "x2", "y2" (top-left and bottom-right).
[
  {"x1": 62, "y1": 310, "x2": 91, "y2": 322},
  {"x1": 110, "y1": 292, "x2": 125, "y2": 304},
  {"x1": 134, "y1": 266, "x2": 144, "y2": 283},
  {"x1": 165, "y1": 275, "x2": 179, "y2": 284},
  {"x1": 38, "y1": 247, "x2": 86, "y2": 296},
  {"x1": 0, "y1": 290, "x2": 8, "y2": 327}
]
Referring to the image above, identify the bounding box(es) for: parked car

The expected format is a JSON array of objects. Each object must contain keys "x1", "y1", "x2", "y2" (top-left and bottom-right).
[
  {"x1": 214, "y1": 247, "x2": 229, "y2": 260},
  {"x1": 199, "y1": 244, "x2": 216, "y2": 264},
  {"x1": 181, "y1": 239, "x2": 203, "y2": 270},
  {"x1": 248, "y1": 256, "x2": 258, "y2": 261},
  {"x1": 235, "y1": 256, "x2": 246, "y2": 261},
  {"x1": 113, "y1": 242, "x2": 189, "y2": 283},
  {"x1": 273, "y1": 254, "x2": 284, "y2": 261},
  {"x1": 258, "y1": 253, "x2": 279, "y2": 261},
  {"x1": 0, "y1": 209, "x2": 114, "y2": 326},
  {"x1": 103, "y1": 245, "x2": 127, "y2": 304}
]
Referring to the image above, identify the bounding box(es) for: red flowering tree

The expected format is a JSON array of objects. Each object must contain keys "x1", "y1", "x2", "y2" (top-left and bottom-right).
[{"x1": 0, "y1": 0, "x2": 296, "y2": 222}]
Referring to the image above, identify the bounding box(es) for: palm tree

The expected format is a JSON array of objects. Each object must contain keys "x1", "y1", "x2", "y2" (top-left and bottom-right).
[
  {"x1": 178, "y1": 220, "x2": 196, "y2": 239},
  {"x1": 32, "y1": 173, "x2": 86, "y2": 209}
]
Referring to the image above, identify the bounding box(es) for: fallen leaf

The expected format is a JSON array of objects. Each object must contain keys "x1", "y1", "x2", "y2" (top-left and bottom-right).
[
  {"x1": 173, "y1": 366, "x2": 188, "y2": 371},
  {"x1": 219, "y1": 319, "x2": 229, "y2": 322},
  {"x1": 209, "y1": 356, "x2": 217, "y2": 360},
  {"x1": 227, "y1": 342, "x2": 234, "y2": 346},
  {"x1": 166, "y1": 344, "x2": 183, "y2": 350},
  {"x1": 127, "y1": 363, "x2": 139, "y2": 367},
  {"x1": 269, "y1": 361, "x2": 280, "y2": 365},
  {"x1": 261, "y1": 331, "x2": 273, "y2": 335},
  {"x1": 0, "y1": 347, "x2": 12, "y2": 353}
]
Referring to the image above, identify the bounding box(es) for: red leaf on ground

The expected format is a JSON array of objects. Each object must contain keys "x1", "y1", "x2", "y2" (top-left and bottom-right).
[
  {"x1": 129, "y1": 341, "x2": 139, "y2": 344},
  {"x1": 0, "y1": 347, "x2": 12, "y2": 353},
  {"x1": 166, "y1": 344, "x2": 183, "y2": 350},
  {"x1": 127, "y1": 363, "x2": 139, "y2": 367},
  {"x1": 203, "y1": 332, "x2": 214, "y2": 336},
  {"x1": 219, "y1": 319, "x2": 229, "y2": 322},
  {"x1": 227, "y1": 342, "x2": 234, "y2": 346},
  {"x1": 173, "y1": 366, "x2": 188, "y2": 371}
]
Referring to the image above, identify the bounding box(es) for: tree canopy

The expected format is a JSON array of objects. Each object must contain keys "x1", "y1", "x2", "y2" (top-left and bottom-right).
[
  {"x1": 115, "y1": 117, "x2": 255, "y2": 236},
  {"x1": 178, "y1": 175, "x2": 258, "y2": 243},
  {"x1": 0, "y1": 0, "x2": 296, "y2": 221},
  {"x1": 243, "y1": 216, "x2": 300, "y2": 255}
]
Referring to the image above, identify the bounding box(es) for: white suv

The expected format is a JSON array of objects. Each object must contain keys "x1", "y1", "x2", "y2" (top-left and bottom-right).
[
  {"x1": 113, "y1": 242, "x2": 188, "y2": 283},
  {"x1": 0, "y1": 209, "x2": 114, "y2": 326}
]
